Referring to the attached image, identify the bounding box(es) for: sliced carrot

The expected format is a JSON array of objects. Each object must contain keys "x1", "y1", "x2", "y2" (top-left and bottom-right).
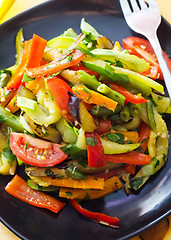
[
  {"x1": 6, "y1": 35, "x2": 47, "y2": 91},
  {"x1": 5, "y1": 175, "x2": 65, "y2": 213},
  {"x1": 59, "y1": 176, "x2": 122, "y2": 200},
  {"x1": 25, "y1": 76, "x2": 44, "y2": 94},
  {"x1": 26, "y1": 49, "x2": 85, "y2": 78},
  {"x1": 72, "y1": 85, "x2": 118, "y2": 111},
  {"x1": 42, "y1": 175, "x2": 104, "y2": 190},
  {"x1": 6, "y1": 40, "x2": 32, "y2": 91}
]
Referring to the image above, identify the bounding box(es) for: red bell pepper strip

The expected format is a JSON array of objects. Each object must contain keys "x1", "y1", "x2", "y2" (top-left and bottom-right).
[
  {"x1": 70, "y1": 199, "x2": 120, "y2": 229},
  {"x1": 26, "y1": 49, "x2": 85, "y2": 78},
  {"x1": 70, "y1": 63, "x2": 100, "y2": 78},
  {"x1": 104, "y1": 151, "x2": 151, "y2": 165},
  {"x1": 85, "y1": 132, "x2": 105, "y2": 168},
  {"x1": 46, "y1": 77, "x2": 74, "y2": 121},
  {"x1": 124, "y1": 164, "x2": 136, "y2": 175},
  {"x1": 5, "y1": 175, "x2": 65, "y2": 213},
  {"x1": 108, "y1": 82, "x2": 147, "y2": 104},
  {"x1": 138, "y1": 121, "x2": 151, "y2": 153},
  {"x1": 6, "y1": 34, "x2": 47, "y2": 90}
]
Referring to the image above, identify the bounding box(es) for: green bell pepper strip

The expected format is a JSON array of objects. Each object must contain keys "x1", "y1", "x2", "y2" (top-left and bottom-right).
[
  {"x1": 80, "y1": 18, "x2": 102, "y2": 38},
  {"x1": 82, "y1": 58, "x2": 164, "y2": 95},
  {"x1": 8, "y1": 28, "x2": 24, "y2": 74},
  {"x1": 77, "y1": 70, "x2": 125, "y2": 106},
  {"x1": 0, "y1": 105, "x2": 24, "y2": 132},
  {"x1": 129, "y1": 107, "x2": 169, "y2": 190},
  {"x1": 15, "y1": 28, "x2": 24, "y2": 65},
  {"x1": 91, "y1": 48, "x2": 150, "y2": 72},
  {"x1": 62, "y1": 28, "x2": 78, "y2": 38}
]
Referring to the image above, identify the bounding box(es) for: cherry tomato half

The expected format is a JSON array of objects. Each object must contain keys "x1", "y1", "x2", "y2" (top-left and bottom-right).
[{"x1": 10, "y1": 132, "x2": 68, "y2": 167}]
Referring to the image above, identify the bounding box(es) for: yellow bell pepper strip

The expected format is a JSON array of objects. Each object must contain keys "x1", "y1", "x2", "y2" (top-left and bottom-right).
[
  {"x1": 70, "y1": 199, "x2": 120, "y2": 229},
  {"x1": 41, "y1": 175, "x2": 104, "y2": 190},
  {"x1": 5, "y1": 175, "x2": 65, "y2": 213},
  {"x1": 72, "y1": 85, "x2": 118, "y2": 111},
  {"x1": 26, "y1": 49, "x2": 85, "y2": 78},
  {"x1": 59, "y1": 175, "x2": 122, "y2": 200},
  {"x1": 85, "y1": 132, "x2": 105, "y2": 168},
  {"x1": 6, "y1": 34, "x2": 47, "y2": 90}
]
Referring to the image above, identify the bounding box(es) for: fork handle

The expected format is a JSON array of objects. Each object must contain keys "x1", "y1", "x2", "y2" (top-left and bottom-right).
[{"x1": 148, "y1": 33, "x2": 171, "y2": 98}]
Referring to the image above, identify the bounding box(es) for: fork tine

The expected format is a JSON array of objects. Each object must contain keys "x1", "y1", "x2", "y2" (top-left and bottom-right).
[
  {"x1": 129, "y1": 0, "x2": 140, "y2": 12},
  {"x1": 119, "y1": 0, "x2": 132, "y2": 16},
  {"x1": 138, "y1": 0, "x2": 148, "y2": 10}
]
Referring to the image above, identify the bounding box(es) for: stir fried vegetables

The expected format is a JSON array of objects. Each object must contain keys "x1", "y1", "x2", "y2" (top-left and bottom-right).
[{"x1": 0, "y1": 18, "x2": 170, "y2": 229}]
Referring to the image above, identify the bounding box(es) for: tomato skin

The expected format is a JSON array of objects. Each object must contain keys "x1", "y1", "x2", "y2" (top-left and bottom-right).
[
  {"x1": 122, "y1": 37, "x2": 171, "y2": 80},
  {"x1": 10, "y1": 133, "x2": 68, "y2": 167},
  {"x1": 5, "y1": 175, "x2": 65, "y2": 213},
  {"x1": 46, "y1": 77, "x2": 73, "y2": 121}
]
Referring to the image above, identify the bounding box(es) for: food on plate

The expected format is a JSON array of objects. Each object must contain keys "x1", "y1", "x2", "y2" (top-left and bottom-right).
[{"x1": 0, "y1": 18, "x2": 170, "y2": 228}]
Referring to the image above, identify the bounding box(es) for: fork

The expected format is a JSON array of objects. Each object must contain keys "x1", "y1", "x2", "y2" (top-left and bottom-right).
[{"x1": 119, "y1": 0, "x2": 171, "y2": 98}]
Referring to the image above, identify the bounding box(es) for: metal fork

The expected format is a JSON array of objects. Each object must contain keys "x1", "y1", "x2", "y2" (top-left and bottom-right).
[{"x1": 119, "y1": 0, "x2": 171, "y2": 98}]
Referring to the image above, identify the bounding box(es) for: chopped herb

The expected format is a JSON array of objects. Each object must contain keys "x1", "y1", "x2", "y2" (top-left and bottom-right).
[
  {"x1": 126, "y1": 140, "x2": 133, "y2": 144},
  {"x1": 130, "y1": 177, "x2": 144, "y2": 190},
  {"x1": 22, "y1": 73, "x2": 34, "y2": 83},
  {"x1": 45, "y1": 168, "x2": 58, "y2": 178},
  {"x1": 65, "y1": 191, "x2": 72, "y2": 196},
  {"x1": 104, "y1": 132, "x2": 125, "y2": 144},
  {"x1": 0, "y1": 115, "x2": 5, "y2": 122},
  {"x1": 154, "y1": 160, "x2": 160, "y2": 168},
  {"x1": 115, "y1": 59, "x2": 123, "y2": 68},
  {"x1": 86, "y1": 137, "x2": 97, "y2": 147},
  {"x1": 24, "y1": 142, "x2": 29, "y2": 149},
  {"x1": 47, "y1": 90, "x2": 54, "y2": 101},
  {"x1": 2, "y1": 145, "x2": 16, "y2": 165}
]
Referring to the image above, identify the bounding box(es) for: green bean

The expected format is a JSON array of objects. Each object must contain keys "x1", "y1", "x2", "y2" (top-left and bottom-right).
[
  {"x1": 0, "y1": 105, "x2": 24, "y2": 132},
  {"x1": 78, "y1": 70, "x2": 125, "y2": 106},
  {"x1": 129, "y1": 103, "x2": 142, "y2": 117},
  {"x1": 146, "y1": 101, "x2": 156, "y2": 131},
  {"x1": 120, "y1": 105, "x2": 130, "y2": 122}
]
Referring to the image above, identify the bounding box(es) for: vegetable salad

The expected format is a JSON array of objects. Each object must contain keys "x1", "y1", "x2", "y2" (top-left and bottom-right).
[{"x1": 0, "y1": 19, "x2": 171, "y2": 228}]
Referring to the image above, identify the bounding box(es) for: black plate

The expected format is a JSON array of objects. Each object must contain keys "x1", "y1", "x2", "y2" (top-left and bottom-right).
[{"x1": 0, "y1": 0, "x2": 171, "y2": 239}]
